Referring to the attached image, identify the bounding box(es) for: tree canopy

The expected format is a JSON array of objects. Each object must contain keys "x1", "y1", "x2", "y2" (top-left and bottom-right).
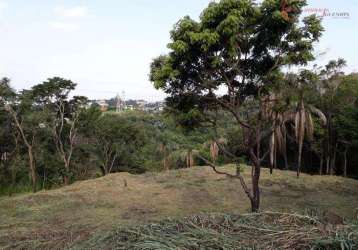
[{"x1": 150, "y1": 0, "x2": 323, "y2": 121}]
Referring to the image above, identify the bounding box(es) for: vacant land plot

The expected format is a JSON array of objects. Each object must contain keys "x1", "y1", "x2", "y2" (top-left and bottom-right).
[{"x1": 1, "y1": 165, "x2": 358, "y2": 249}]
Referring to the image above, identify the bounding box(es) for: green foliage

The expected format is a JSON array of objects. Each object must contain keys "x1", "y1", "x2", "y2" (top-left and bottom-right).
[
  {"x1": 92, "y1": 113, "x2": 147, "y2": 174},
  {"x1": 335, "y1": 107, "x2": 358, "y2": 146},
  {"x1": 150, "y1": 0, "x2": 322, "y2": 99}
]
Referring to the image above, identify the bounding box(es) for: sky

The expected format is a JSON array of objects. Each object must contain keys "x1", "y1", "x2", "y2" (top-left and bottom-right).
[{"x1": 0, "y1": 0, "x2": 357, "y2": 101}]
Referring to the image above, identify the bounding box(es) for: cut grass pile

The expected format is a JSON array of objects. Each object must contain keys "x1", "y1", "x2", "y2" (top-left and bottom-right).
[{"x1": 90, "y1": 212, "x2": 358, "y2": 250}]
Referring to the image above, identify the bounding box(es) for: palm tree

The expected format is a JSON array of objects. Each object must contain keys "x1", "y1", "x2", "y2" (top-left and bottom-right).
[
  {"x1": 261, "y1": 93, "x2": 290, "y2": 174},
  {"x1": 294, "y1": 97, "x2": 322, "y2": 177},
  {"x1": 269, "y1": 116, "x2": 289, "y2": 173},
  {"x1": 264, "y1": 72, "x2": 326, "y2": 177},
  {"x1": 288, "y1": 71, "x2": 327, "y2": 177}
]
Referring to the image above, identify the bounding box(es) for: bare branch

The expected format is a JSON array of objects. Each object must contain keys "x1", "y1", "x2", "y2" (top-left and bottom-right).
[{"x1": 196, "y1": 154, "x2": 253, "y2": 201}]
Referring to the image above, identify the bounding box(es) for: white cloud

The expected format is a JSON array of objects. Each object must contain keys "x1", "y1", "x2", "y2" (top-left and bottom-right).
[
  {"x1": 54, "y1": 6, "x2": 88, "y2": 18},
  {"x1": 0, "y1": 1, "x2": 8, "y2": 14},
  {"x1": 50, "y1": 5, "x2": 88, "y2": 31},
  {"x1": 49, "y1": 21, "x2": 79, "y2": 32}
]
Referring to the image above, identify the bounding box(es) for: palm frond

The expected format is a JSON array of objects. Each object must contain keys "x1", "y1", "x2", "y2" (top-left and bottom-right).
[
  {"x1": 295, "y1": 112, "x2": 300, "y2": 139},
  {"x1": 275, "y1": 126, "x2": 284, "y2": 153},
  {"x1": 210, "y1": 141, "x2": 219, "y2": 163},
  {"x1": 270, "y1": 134, "x2": 275, "y2": 167},
  {"x1": 309, "y1": 106, "x2": 327, "y2": 125},
  {"x1": 305, "y1": 112, "x2": 314, "y2": 141}
]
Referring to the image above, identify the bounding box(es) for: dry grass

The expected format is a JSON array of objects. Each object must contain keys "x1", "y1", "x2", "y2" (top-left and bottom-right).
[
  {"x1": 0, "y1": 166, "x2": 358, "y2": 249},
  {"x1": 100, "y1": 212, "x2": 358, "y2": 250}
]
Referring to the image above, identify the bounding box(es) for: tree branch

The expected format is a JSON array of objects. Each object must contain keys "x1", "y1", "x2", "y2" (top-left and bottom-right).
[{"x1": 196, "y1": 154, "x2": 253, "y2": 201}]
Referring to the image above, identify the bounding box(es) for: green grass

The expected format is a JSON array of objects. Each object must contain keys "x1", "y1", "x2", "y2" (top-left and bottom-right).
[
  {"x1": 0, "y1": 165, "x2": 358, "y2": 249},
  {"x1": 0, "y1": 183, "x2": 34, "y2": 197}
]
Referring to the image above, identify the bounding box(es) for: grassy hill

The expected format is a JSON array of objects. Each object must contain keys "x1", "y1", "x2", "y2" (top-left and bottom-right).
[{"x1": 1, "y1": 165, "x2": 358, "y2": 249}]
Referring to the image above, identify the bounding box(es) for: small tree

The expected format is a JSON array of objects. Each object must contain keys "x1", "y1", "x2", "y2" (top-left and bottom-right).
[
  {"x1": 93, "y1": 114, "x2": 145, "y2": 175},
  {"x1": 150, "y1": 0, "x2": 323, "y2": 212}
]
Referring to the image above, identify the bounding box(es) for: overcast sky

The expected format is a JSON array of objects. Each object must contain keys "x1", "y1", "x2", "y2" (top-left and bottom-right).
[{"x1": 0, "y1": 0, "x2": 357, "y2": 101}]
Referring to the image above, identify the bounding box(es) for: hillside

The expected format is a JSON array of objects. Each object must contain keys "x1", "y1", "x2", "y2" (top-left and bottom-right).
[{"x1": 1, "y1": 165, "x2": 358, "y2": 249}]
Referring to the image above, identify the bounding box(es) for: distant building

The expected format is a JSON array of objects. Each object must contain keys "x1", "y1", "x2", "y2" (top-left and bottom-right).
[
  {"x1": 116, "y1": 93, "x2": 126, "y2": 112},
  {"x1": 156, "y1": 101, "x2": 165, "y2": 111},
  {"x1": 97, "y1": 99, "x2": 109, "y2": 112},
  {"x1": 142, "y1": 101, "x2": 165, "y2": 113},
  {"x1": 136, "y1": 100, "x2": 147, "y2": 110},
  {"x1": 127, "y1": 105, "x2": 135, "y2": 110},
  {"x1": 85, "y1": 101, "x2": 93, "y2": 109},
  {"x1": 92, "y1": 97, "x2": 164, "y2": 113}
]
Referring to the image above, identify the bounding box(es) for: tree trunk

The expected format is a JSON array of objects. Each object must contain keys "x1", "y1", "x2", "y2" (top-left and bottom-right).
[
  {"x1": 325, "y1": 116, "x2": 331, "y2": 175},
  {"x1": 251, "y1": 161, "x2": 254, "y2": 178},
  {"x1": 269, "y1": 134, "x2": 274, "y2": 175},
  {"x1": 64, "y1": 161, "x2": 70, "y2": 185},
  {"x1": 2, "y1": 155, "x2": 10, "y2": 180},
  {"x1": 249, "y1": 128, "x2": 261, "y2": 213},
  {"x1": 343, "y1": 148, "x2": 348, "y2": 177},
  {"x1": 283, "y1": 128, "x2": 288, "y2": 170},
  {"x1": 163, "y1": 156, "x2": 169, "y2": 171},
  {"x1": 330, "y1": 143, "x2": 337, "y2": 175},
  {"x1": 326, "y1": 156, "x2": 330, "y2": 175},
  {"x1": 251, "y1": 161, "x2": 261, "y2": 212},
  {"x1": 297, "y1": 98, "x2": 305, "y2": 178},
  {"x1": 9, "y1": 163, "x2": 17, "y2": 197},
  {"x1": 319, "y1": 156, "x2": 323, "y2": 175},
  {"x1": 64, "y1": 176, "x2": 69, "y2": 185},
  {"x1": 283, "y1": 146, "x2": 288, "y2": 170},
  {"x1": 297, "y1": 149, "x2": 302, "y2": 178},
  {"x1": 99, "y1": 165, "x2": 106, "y2": 176},
  {"x1": 270, "y1": 140, "x2": 277, "y2": 175},
  {"x1": 273, "y1": 145, "x2": 277, "y2": 171},
  {"x1": 186, "y1": 149, "x2": 194, "y2": 168},
  {"x1": 42, "y1": 169, "x2": 46, "y2": 190},
  {"x1": 28, "y1": 147, "x2": 37, "y2": 193}
]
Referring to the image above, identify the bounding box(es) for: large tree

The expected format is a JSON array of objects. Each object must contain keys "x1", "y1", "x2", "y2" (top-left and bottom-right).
[
  {"x1": 31, "y1": 77, "x2": 88, "y2": 185},
  {"x1": 2, "y1": 83, "x2": 44, "y2": 192},
  {"x1": 0, "y1": 78, "x2": 19, "y2": 191},
  {"x1": 150, "y1": 0, "x2": 323, "y2": 211},
  {"x1": 317, "y1": 59, "x2": 347, "y2": 175},
  {"x1": 332, "y1": 73, "x2": 358, "y2": 177}
]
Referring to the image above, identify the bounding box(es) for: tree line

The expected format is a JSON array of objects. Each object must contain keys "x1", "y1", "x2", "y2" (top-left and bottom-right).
[
  {"x1": 0, "y1": 77, "x2": 222, "y2": 194},
  {"x1": 0, "y1": 78, "x2": 154, "y2": 193}
]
